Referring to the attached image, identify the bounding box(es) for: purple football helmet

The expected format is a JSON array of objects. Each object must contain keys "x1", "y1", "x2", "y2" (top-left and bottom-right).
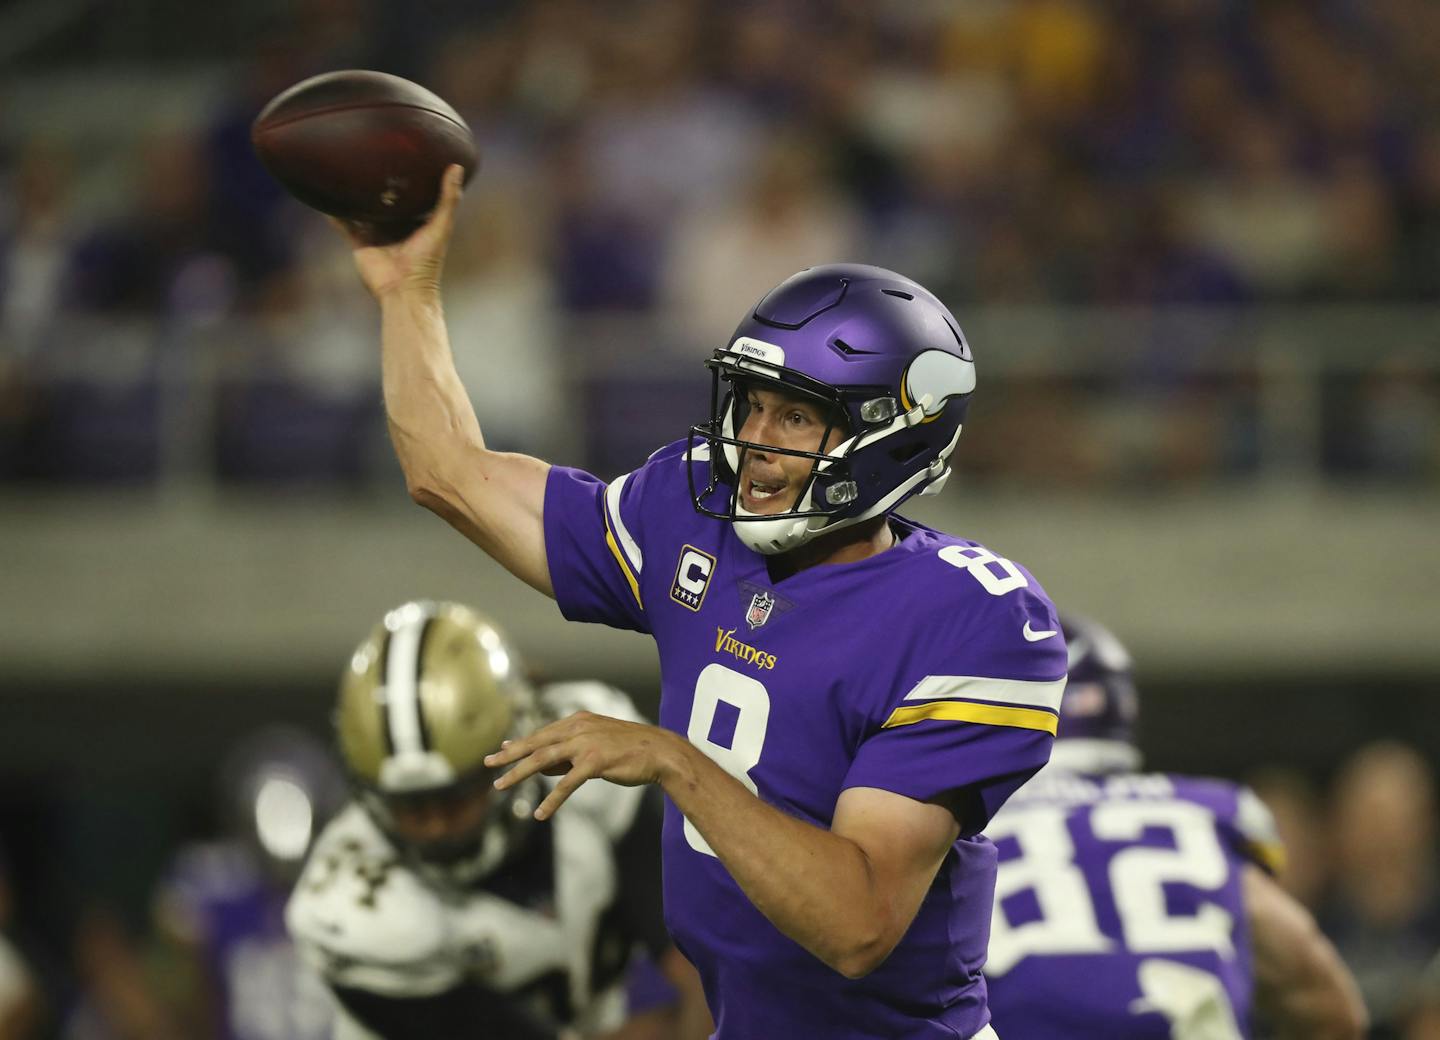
[
  {"x1": 1052, "y1": 614, "x2": 1142, "y2": 774},
  {"x1": 688, "y1": 263, "x2": 976, "y2": 554}
]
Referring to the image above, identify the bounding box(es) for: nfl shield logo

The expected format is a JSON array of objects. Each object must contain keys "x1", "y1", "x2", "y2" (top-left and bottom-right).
[{"x1": 746, "y1": 591, "x2": 775, "y2": 630}]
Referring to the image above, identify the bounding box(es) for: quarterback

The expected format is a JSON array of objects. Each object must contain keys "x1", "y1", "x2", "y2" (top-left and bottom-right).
[
  {"x1": 984, "y1": 615, "x2": 1367, "y2": 1039},
  {"x1": 332, "y1": 166, "x2": 1066, "y2": 1038},
  {"x1": 285, "y1": 601, "x2": 710, "y2": 1040}
]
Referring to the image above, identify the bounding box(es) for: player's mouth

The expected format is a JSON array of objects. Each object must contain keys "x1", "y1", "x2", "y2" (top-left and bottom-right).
[{"x1": 741, "y1": 477, "x2": 791, "y2": 513}]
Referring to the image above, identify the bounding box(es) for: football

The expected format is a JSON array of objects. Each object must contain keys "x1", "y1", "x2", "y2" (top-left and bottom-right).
[{"x1": 251, "y1": 69, "x2": 479, "y2": 244}]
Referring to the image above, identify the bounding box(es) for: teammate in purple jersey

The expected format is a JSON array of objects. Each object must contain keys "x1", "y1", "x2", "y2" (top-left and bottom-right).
[
  {"x1": 984, "y1": 614, "x2": 1367, "y2": 1040},
  {"x1": 329, "y1": 166, "x2": 1066, "y2": 1038},
  {"x1": 152, "y1": 728, "x2": 344, "y2": 1040}
]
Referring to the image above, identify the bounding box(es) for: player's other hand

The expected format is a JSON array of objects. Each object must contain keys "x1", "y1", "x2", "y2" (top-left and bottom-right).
[
  {"x1": 331, "y1": 163, "x2": 465, "y2": 302},
  {"x1": 486, "y1": 712, "x2": 685, "y2": 821}
]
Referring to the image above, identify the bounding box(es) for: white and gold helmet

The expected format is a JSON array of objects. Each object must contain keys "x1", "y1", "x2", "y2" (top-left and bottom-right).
[{"x1": 336, "y1": 600, "x2": 540, "y2": 878}]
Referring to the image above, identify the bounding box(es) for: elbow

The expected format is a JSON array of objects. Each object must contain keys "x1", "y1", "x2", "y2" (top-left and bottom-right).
[
  {"x1": 406, "y1": 476, "x2": 443, "y2": 510},
  {"x1": 403, "y1": 464, "x2": 462, "y2": 516},
  {"x1": 826, "y1": 931, "x2": 896, "y2": 980},
  {"x1": 832, "y1": 955, "x2": 883, "y2": 981},
  {"x1": 1337, "y1": 1000, "x2": 1369, "y2": 1040}
]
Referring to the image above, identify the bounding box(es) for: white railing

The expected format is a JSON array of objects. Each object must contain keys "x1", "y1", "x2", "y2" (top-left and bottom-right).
[{"x1": 9, "y1": 304, "x2": 1438, "y2": 488}]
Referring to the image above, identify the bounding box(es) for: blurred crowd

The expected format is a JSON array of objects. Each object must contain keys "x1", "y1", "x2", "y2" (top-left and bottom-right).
[
  {"x1": 1, "y1": 0, "x2": 1438, "y2": 486},
  {"x1": 0, "y1": 731, "x2": 1436, "y2": 1039}
]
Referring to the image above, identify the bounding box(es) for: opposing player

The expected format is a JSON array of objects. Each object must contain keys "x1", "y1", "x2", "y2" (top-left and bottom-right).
[
  {"x1": 285, "y1": 600, "x2": 710, "y2": 1040},
  {"x1": 332, "y1": 167, "x2": 1066, "y2": 1037},
  {"x1": 983, "y1": 614, "x2": 1367, "y2": 1039}
]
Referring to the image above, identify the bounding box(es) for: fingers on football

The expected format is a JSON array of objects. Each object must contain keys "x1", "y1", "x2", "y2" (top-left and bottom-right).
[{"x1": 429, "y1": 164, "x2": 464, "y2": 228}]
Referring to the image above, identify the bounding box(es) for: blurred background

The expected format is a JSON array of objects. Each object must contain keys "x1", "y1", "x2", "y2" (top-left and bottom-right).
[{"x1": 0, "y1": 0, "x2": 1437, "y2": 1037}]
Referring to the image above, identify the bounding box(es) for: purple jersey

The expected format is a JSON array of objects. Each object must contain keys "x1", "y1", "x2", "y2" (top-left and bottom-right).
[
  {"x1": 984, "y1": 769, "x2": 1285, "y2": 1039},
  {"x1": 543, "y1": 440, "x2": 1066, "y2": 1039},
  {"x1": 157, "y1": 843, "x2": 333, "y2": 1040}
]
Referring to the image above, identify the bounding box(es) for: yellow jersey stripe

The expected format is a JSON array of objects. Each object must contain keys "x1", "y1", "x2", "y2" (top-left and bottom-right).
[
  {"x1": 1248, "y1": 839, "x2": 1288, "y2": 877},
  {"x1": 882, "y1": 699, "x2": 1058, "y2": 735},
  {"x1": 604, "y1": 473, "x2": 643, "y2": 574},
  {"x1": 604, "y1": 525, "x2": 643, "y2": 609}
]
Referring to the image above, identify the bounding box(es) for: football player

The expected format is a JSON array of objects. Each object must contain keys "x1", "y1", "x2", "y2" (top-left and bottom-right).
[
  {"x1": 983, "y1": 615, "x2": 1367, "y2": 1039},
  {"x1": 329, "y1": 167, "x2": 1065, "y2": 1038},
  {"x1": 152, "y1": 726, "x2": 344, "y2": 1040},
  {"x1": 285, "y1": 601, "x2": 710, "y2": 1040}
]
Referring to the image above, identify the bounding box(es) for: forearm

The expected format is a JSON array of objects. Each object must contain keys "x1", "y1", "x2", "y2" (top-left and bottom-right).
[
  {"x1": 1247, "y1": 867, "x2": 1367, "y2": 1040},
  {"x1": 1258, "y1": 955, "x2": 1367, "y2": 1040},
  {"x1": 379, "y1": 288, "x2": 485, "y2": 489},
  {"x1": 376, "y1": 287, "x2": 554, "y2": 594},
  {"x1": 659, "y1": 738, "x2": 901, "y2": 978}
]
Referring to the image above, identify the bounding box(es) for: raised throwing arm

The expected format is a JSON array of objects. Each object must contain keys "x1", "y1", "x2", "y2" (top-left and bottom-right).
[{"x1": 335, "y1": 165, "x2": 553, "y2": 596}]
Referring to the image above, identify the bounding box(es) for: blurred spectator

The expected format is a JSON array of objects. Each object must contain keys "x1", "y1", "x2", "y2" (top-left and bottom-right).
[
  {"x1": 1, "y1": 0, "x2": 1438, "y2": 488},
  {"x1": 1321, "y1": 741, "x2": 1440, "y2": 1039},
  {"x1": 445, "y1": 176, "x2": 574, "y2": 460},
  {"x1": 214, "y1": 227, "x2": 380, "y2": 486},
  {"x1": 0, "y1": 138, "x2": 79, "y2": 479},
  {"x1": 65, "y1": 131, "x2": 229, "y2": 319},
  {"x1": 0, "y1": 140, "x2": 78, "y2": 357},
  {"x1": 1354, "y1": 352, "x2": 1440, "y2": 482},
  {"x1": 1181, "y1": 106, "x2": 1330, "y2": 296},
  {"x1": 661, "y1": 133, "x2": 861, "y2": 349}
]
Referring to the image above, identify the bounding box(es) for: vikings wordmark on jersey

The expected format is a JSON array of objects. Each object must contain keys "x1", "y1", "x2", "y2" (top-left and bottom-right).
[{"x1": 543, "y1": 438, "x2": 1068, "y2": 1040}]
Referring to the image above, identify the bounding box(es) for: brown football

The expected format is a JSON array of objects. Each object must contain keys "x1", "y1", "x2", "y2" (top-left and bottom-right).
[{"x1": 251, "y1": 69, "x2": 478, "y2": 244}]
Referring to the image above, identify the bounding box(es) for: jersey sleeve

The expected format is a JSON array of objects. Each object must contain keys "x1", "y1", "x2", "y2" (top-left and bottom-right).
[
  {"x1": 543, "y1": 462, "x2": 656, "y2": 635},
  {"x1": 842, "y1": 576, "x2": 1067, "y2": 837},
  {"x1": 1221, "y1": 783, "x2": 1290, "y2": 870}
]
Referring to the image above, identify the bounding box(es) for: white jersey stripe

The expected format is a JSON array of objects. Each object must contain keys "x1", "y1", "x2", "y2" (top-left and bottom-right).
[
  {"x1": 902, "y1": 674, "x2": 1066, "y2": 712},
  {"x1": 384, "y1": 612, "x2": 427, "y2": 756},
  {"x1": 605, "y1": 472, "x2": 643, "y2": 575}
]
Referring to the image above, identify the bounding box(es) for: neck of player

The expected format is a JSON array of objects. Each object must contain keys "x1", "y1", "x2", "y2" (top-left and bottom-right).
[{"x1": 767, "y1": 516, "x2": 897, "y2": 582}]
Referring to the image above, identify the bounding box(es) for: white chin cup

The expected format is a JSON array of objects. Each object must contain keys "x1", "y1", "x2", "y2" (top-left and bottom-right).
[{"x1": 731, "y1": 505, "x2": 816, "y2": 555}]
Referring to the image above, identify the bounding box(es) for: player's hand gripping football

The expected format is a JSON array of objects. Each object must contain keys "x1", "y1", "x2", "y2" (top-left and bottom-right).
[
  {"x1": 486, "y1": 712, "x2": 686, "y2": 821},
  {"x1": 330, "y1": 163, "x2": 465, "y2": 301}
]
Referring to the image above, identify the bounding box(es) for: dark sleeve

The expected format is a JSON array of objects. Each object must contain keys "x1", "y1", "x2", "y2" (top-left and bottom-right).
[
  {"x1": 331, "y1": 981, "x2": 561, "y2": 1040},
  {"x1": 610, "y1": 785, "x2": 670, "y2": 957}
]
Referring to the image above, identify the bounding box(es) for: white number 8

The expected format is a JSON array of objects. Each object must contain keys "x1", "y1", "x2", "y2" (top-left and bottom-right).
[
  {"x1": 684, "y1": 664, "x2": 770, "y2": 856},
  {"x1": 939, "y1": 545, "x2": 1029, "y2": 596}
]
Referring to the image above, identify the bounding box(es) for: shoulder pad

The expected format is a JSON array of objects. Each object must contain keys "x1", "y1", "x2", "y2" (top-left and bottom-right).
[
  {"x1": 537, "y1": 683, "x2": 649, "y2": 837},
  {"x1": 287, "y1": 807, "x2": 460, "y2": 996},
  {"x1": 540, "y1": 681, "x2": 647, "y2": 725}
]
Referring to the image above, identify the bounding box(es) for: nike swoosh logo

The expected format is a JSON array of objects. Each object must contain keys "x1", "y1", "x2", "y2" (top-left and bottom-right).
[{"x1": 1022, "y1": 620, "x2": 1058, "y2": 642}]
